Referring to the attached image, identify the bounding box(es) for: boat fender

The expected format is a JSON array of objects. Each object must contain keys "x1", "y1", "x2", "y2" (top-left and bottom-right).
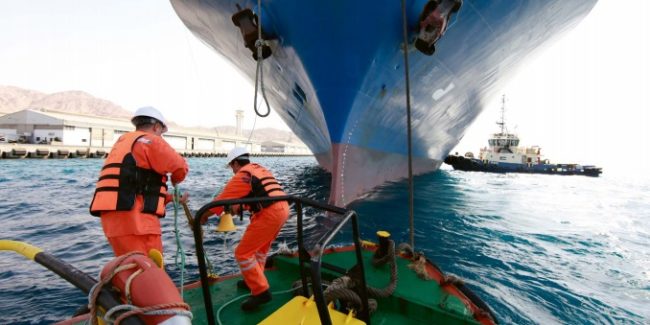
[{"x1": 98, "y1": 252, "x2": 192, "y2": 325}]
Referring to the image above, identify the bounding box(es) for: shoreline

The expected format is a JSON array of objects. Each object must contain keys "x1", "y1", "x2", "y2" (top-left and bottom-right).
[{"x1": 0, "y1": 143, "x2": 312, "y2": 159}]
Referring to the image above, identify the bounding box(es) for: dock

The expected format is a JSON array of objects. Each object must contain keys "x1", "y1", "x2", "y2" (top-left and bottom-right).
[{"x1": 0, "y1": 144, "x2": 311, "y2": 159}]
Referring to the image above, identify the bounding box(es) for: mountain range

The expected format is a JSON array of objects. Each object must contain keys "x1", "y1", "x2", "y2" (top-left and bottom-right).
[
  {"x1": 0, "y1": 85, "x2": 132, "y2": 118},
  {"x1": 0, "y1": 85, "x2": 301, "y2": 143}
]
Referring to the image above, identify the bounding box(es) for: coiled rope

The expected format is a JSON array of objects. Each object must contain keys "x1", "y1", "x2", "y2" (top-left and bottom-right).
[
  {"x1": 106, "y1": 303, "x2": 193, "y2": 325},
  {"x1": 87, "y1": 251, "x2": 192, "y2": 325},
  {"x1": 323, "y1": 239, "x2": 398, "y2": 314},
  {"x1": 88, "y1": 252, "x2": 138, "y2": 325}
]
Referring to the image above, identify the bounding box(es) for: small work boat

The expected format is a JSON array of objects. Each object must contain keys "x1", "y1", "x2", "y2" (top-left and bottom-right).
[
  {"x1": 2, "y1": 195, "x2": 497, "y2": 324},
  {"x1": 445, "y1": 96, "x2": 602, "y2": 177}
]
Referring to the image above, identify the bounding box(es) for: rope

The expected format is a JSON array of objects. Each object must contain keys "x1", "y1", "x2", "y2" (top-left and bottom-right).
[
  {"x1": 88, "y1": 252, "x2": 141, "y2": 325},
  {"x1": 88, "y1": 251, "x2": 193, "y2": 324},
  {"x1": 246, "y1": 113, "x2": 258, "y2": 145},
  {"x1": 182, "y1": 200, "x2": 217, "y2": 278},
  {"x1": 124, "y1": 269, "x2": 143, "y2": 305},
  {"x1": 253, "y1": 0, "x2": 271, "y2": 118},
  {"x1": 216, "y1": 285, "x2": 300, "y2": 325},
  {"x1": 367, "y1": 240, "x2": 398, "y2": 298},
  {"x1": 322, "y1": 240, "x2": 398, "y2": 314},
  {"x1": 398, "y1": 243, "x2": 431, "y2": 280},
  {"x1": 111, "y1": 302, "x2": 192, "y2": 325},
  {"x1": 323, "y1": 276, "x2": 366, "y2": 310},
  {"x1": 401, "y1": 0, "x2": 415, "y2": 250},
  {"x1": 172, "y1": 186, "x2": 187, "y2": 298}
]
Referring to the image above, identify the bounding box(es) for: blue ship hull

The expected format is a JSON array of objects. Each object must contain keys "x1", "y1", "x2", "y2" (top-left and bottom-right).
[{"x1": 171, "y1": 0, "x2": 598, "y2": 205}]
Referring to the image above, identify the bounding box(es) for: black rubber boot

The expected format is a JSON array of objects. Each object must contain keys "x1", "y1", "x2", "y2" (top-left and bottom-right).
[
  {"x1": 241, "y1": 290, "x2": 272, "y2": 311},
  {"x1": 237, "y1": 280, "x2": 249, "y2": 290}
]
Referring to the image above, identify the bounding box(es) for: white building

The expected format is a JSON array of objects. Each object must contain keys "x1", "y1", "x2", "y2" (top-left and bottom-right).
[
  {"x1": 0, "y1": 108, "x2": 261, "y2": 152},
  {"x1": 261, "y1": 140, "x2": 311, "y2": 154},
  {"x1": 0, "y1": 109, "x2": 131, "y2": 146}
]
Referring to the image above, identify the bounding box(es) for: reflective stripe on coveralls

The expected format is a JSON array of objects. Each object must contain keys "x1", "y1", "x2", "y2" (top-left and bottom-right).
[{"x1": 211, "y1": 163, "x2": 289, "y2": 295}]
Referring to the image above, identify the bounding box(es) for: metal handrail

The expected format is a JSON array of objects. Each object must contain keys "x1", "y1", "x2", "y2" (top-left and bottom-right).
[{"x1": 191, "y1": 195, "x2": 369, "y2": 325}]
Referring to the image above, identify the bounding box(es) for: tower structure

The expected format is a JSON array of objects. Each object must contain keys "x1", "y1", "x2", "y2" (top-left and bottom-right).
[{"x1": 235, "y1": 109, "x2": 244, "y2": 136}]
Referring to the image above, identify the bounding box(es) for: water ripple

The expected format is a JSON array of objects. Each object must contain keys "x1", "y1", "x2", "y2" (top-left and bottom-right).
[{"x1": 0, "y1": 159, "x2": 647, "y2": 324}]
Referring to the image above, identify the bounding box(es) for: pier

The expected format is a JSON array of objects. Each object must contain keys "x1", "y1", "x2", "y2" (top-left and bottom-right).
[
  {"x1": 0, "y1": 144, "x2": 311, "y2": 159},
  {"x1": 0, "y1": 109, "x2": 311, "y2": 159}
]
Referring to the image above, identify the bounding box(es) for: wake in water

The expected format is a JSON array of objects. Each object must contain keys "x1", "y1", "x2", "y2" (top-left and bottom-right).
[{"x1": 352, "y1": 170, "x2": 649, "y2": 324}]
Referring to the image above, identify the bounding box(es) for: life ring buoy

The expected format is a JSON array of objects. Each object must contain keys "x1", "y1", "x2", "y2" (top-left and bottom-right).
[{"x1": 98, "y1": 252, "x2": 192, "y2": 325}]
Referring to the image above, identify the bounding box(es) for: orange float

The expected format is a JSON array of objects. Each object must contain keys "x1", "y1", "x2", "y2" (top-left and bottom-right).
[{"x1": 99, "y1": 252, "x2": 191, "y2": 325}]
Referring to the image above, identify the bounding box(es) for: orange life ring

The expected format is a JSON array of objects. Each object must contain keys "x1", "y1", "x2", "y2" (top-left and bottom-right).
[{"x1": 100, "y1": 253, "x2": 191, "y2": 325}]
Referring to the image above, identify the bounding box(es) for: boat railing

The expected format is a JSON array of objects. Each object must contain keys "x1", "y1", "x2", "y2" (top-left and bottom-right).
[{"x1": 192, "y1": 195, "x2": 370, "y2": 325}]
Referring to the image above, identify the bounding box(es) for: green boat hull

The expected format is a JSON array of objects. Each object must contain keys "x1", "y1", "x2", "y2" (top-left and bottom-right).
[{"x1": 63, "y1": 247, "x2": 491, "y2": 324}]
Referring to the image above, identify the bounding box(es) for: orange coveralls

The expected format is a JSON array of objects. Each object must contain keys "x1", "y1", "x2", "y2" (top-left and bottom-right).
[
  {"x1": 98, "y1": 133, "x2": 188, "y2": 256},
  {"x1": 210, "y1": 164, "x2": 289, "y2": 295}
]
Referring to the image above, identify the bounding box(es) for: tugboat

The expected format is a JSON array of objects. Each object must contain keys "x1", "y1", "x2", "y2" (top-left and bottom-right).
[
  {"x1": 1, "y1": 195, "x2": 498, "y2": 324},
  {"x1": 445, "y1": 96, "x2": 602, "y2": 177}
]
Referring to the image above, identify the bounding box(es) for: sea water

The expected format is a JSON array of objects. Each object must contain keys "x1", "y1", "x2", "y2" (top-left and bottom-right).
[{"x1": 0, "y1": 157, "x2": 647, "y2": 324}]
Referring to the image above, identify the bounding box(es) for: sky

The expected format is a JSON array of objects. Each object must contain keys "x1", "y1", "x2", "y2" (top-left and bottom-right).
[
  {"x1": 0, "y1": 1, "x2": 648, "y2": 178},
  {"x1": 452, "y1": 0, "x2": 650, "y2": 179},
  {"x1": 0, "y1": 1, "x2": 286, "y2": 130}
]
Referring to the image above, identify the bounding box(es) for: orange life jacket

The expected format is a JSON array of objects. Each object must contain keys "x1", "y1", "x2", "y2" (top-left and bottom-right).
[
  {"x1": 90, "y1": 131, "x2": 168, "y2": 217},
  {"x1": 240, "y1": 163, "x2": 286, "y2": 212}
]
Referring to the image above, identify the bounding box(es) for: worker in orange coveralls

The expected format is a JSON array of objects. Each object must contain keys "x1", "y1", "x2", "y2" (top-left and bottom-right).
[
  {"x1": 201, "y1": 147, "x2": 289, "y2": 311},
  {"x1": 90, "y1": 106, "x2": 189, "y2": 257}
]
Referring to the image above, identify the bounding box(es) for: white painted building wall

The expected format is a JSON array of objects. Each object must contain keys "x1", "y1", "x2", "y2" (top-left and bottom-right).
[
  {"x1": 107, "y1": 130, "x2": 130, "y2": 148},
  {"x1": 164, "y1": 135, "x2": 188, "y2": 150},
  {"x1": 221, "y1": 140, "x2": 236, "y2": 151},
  {"x1": 196, "y1": 138, "x2": 215, "y2": 151},
  {"x1": 0, "y1": 128, "x2": 17, "y2": 142},
  {"x1": 287, "y1": 144, "x2": 311, "y2": 154},
  {"x1": 62, "y1": 127, "x2": 91, "y2": 146},
  {"x1": 33, "y1": 129, "x2": 64, "y2": 143}
]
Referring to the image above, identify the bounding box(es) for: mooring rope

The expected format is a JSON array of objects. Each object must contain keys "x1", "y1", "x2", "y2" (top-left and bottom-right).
[
  {"x1": 322, "y1": 239, "x2": 398, "y2": 314},
  {"x1": 215, "y1": 285, "x2": 301, "y2": 325},
  {"x1": 108, "y1": 302, "x2": 192, "y2": 325},
  {"x1": 253, "y1": 0, "x2": 271, "y2": 118},
  {"x1": 400, "y1": 0, "x2": 416, "y2": 252},
  {"x1": 172, "y1": 186, "x2": 187, "y2": 297}
]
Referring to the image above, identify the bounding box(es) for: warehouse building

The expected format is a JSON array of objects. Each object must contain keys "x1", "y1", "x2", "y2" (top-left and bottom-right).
[
  {"x1": 0, "y1": 108, "x2": 278, "y2": 153},
  {"x1": 261, "y1": 140, "x2": 312, "y2": 154}
]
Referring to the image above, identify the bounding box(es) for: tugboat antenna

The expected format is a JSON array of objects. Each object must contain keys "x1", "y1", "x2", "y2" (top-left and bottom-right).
[{"x1": 497, "y1": 95, "x2": 507, "y2": 135}]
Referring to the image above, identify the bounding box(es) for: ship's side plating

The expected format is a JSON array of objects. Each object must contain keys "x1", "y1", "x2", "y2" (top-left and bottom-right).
[{"x1": 170, "y1": 0, "x2": 598, "y2": 205}]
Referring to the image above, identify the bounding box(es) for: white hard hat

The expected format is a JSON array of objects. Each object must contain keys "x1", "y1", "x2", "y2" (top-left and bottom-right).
[
  {"x1": 132, "y1": 106, "x2": 168, "y2": 133},
  {"x1": 225, "y1": 147, "x2": 250, "y2": 167}
]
